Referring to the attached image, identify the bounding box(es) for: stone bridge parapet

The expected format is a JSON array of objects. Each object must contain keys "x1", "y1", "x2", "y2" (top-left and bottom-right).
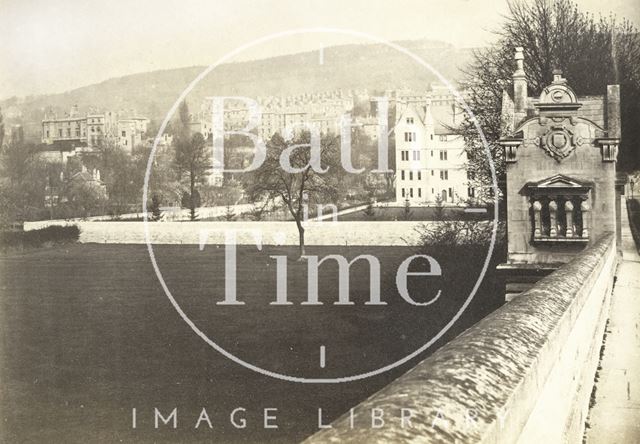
[{"x1": 304, "y1": 232, "x2": 616, "y2": 443}]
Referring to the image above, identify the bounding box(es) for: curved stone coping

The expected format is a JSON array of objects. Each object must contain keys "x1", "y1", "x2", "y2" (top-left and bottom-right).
[{"x1": 304, "y1": 232, "x2": 616, "y2": 444}]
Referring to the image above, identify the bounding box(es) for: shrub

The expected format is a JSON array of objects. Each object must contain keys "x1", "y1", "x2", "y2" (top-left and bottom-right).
[
  {"x1": 150, "y1": 194, "x2": 163, "y2": 221},
  {"x1": 401, "y1": 199, "x2": 413, "y2": 220},
  {"x1": 0, "y1": 225, "x2": 80, "y2": 251},
  {"x1": 414, "y1": 219, "x2": 507, "y2": 265},
  {"x1": 363, "y1": 201, "x2": 376, "y2": 220}
]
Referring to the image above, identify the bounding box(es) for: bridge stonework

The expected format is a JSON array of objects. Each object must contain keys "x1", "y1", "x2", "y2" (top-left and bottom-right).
[
  {"x1": 305, "y1": 49, "x2": 623, "y2": 444},
  {"x1": 497, "y1": 48, "x2": 622, "y2": 300},
  {"x1": 305, "y1": 233, "x2": 616, "y2": 444}
]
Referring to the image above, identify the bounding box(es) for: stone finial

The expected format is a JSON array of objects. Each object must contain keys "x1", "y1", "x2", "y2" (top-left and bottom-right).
[
  {"x1": 514, "y1": 47, "x2": 525, "y2": 76},
  {"x1": 552, "y1": 69, "x2": 566, "y2": 84},
  {"x1": 513, "y1": 47, "x2": 527, "y2": 120}
]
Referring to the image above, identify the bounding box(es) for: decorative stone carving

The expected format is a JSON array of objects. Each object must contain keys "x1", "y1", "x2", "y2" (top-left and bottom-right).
[
  {"x1": 502, "y1": 139, "x2": 521, "y2": 163},
  {"x1": 596, "y1": 138, "x2": 619, "y2": 162},
  {"x1": 539, "y1": 125, "x2": 576, "y2": 161},
  {"x1": 533, "y1": 200, "x2": 542, "y2": 238},
  {"x1": 565, "y1": 200, "x2": 574, "y2": 237},
  {"x1": 549, "y1": 200, "x2": 558, "y2": 237}
]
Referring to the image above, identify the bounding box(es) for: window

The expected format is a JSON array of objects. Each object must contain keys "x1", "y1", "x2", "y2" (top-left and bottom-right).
[
  {"x1": 409, "y1": 171, "x2": 413, "y2": 180},
  {"x1": 430, "y1": 150, "x2": 434, "y2": 157},
  {"x1": 59, "y1": 129, "x2": 63, "y2": 137},
  {"x1": 402, "y1": 188, "x2": 405, "y2": 197},
  {"x1": 439, "y1": 135, "x2": 447, "y2": 141},
  {"x1": 468, "y1": 187, "x2": 475, "y2": 198},
  {"x1": 440, "y1": 170, "x2": 449, "y2": 180},
  {"x1": 439, "y1": 150, "x2": 448, "y2": 161},
  {"x1": 404, "y1": 132, "x2": 416, "y2": 142},
  {"x1": 417, "y1": 171, "x2": 422, "y2": 180},
  {"x1": 401, "y1": 170, "x2": 405, "y2": 180},
  {"x1": 431, "y1": 188, "x2": 435, "y2": 194},
  {"x1": 66, "y1": 128, "x2": 71, "y2": 137},
  {"x1": 122, "y1": 131, "x2": 126, "y2": 137},
  {"x1": 46, "y1": 130, "x2": 50, "y2": 138},
  {"x1": 430, "y1": 134, "x2": 433, "y2": 140},
  {"x1": 431, "y1": 170, "x2": 434, "y2": 176},
  {"x1": 448, "y1": 188, "x2": 453, "y2": 198},
  {"x1": 410, "y1": 188, "x2": 414, "y2": 198},
  {"x1": 76, "y1": 129, "x2": 80, "y2": 137},
  {"x1": 406, "y1": 117, "x2": 414, "y2": 124},
  {"x1": 412, "y1": 151, "x2": 420, "y2": 161},
  {"x1": 418, "y1": 188, "x2": 422, "y2": 198}
]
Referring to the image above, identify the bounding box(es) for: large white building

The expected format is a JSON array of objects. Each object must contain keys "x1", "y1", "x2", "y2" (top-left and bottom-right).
[
  {"x1": 42, "y1": 107, "x2": 148, "y2": 156},
  {"x1": 394, "y1": 90, "x2": 474, "y2": 205}
]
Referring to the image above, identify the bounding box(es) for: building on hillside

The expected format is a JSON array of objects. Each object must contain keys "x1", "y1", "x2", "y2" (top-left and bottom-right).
[
  {"x1": 195, "y1": 92, "x2": 354, "y2": 142},
  {"x1": 42, "y1": 105, "x2": 87, "y2": 147},
  {"x1": 394, "y1": 88, "x2": 474, "y2": 205},
  {"x1": 86, "y1": 112, "x2": 117, "y2": 148},
  {"x1": 116, "y1": 117, "x2": 148, "y2": 153},
  {"x1": 41, "y1": 107, "x2": 148, "y2": 160},
  {"x1": 207, "y1": 157, "x2": 224, "y2": 187}
]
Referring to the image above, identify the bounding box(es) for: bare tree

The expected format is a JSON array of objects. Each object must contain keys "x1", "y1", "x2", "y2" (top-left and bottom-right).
[
  {"x1": 173, "y1": 101, "x2": 210, "y2": 220},
  {"x1": 246, "y1": 131, "x2": 340, "y2": 256},
  {"x1": 459, "y1": 0, "x2": 640, "y2": 200},
  {"x1": 0, "y1": 134, "x2": 46, "y2": 223}
]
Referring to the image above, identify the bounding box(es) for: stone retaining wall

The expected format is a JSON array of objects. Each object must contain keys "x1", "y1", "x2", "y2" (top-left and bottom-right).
[
  {"x1": 23, "y1": 220, "x2": 431, "y2": 246},
  {"x1": 304, "y1": 233, "x2": 617, "y2": 443}
]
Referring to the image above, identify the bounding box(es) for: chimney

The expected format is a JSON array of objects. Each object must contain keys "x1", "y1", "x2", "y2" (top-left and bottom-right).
[
  {"x1": 513, "y1": 47, "x2": 527, "y2": 122},
  {"x1": 606, "y1": 85, "x2": 621, "y2": 139}
]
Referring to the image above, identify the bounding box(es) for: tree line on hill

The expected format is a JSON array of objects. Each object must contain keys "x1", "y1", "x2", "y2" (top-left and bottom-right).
[{"x1": 0, "y1": 100, "x2": 395, "y2": 229}]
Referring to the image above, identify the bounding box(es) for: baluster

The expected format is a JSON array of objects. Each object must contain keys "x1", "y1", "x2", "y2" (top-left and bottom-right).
[
  {"x1": 565, "y1": 200, "x2": 574, "y2": 238},
  {"x1": 580, "y1": 201, "x2": 590, "y2": 238},
  {"x1": 533, "y1": 200, "x2": 542, "y2": 238},
  {"x1": 549, "y1": 200, "x2": 557, "y2": 237}
]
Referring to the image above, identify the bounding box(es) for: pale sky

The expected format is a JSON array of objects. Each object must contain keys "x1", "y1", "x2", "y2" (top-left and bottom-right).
[{"x1": 1, "y1": 0, "x2": 639, "y2": 99}]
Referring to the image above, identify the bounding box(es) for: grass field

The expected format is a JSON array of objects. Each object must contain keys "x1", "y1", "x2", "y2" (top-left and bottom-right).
[{"x1": 0, "y1": 243, "x2": 503, "y2": 443}]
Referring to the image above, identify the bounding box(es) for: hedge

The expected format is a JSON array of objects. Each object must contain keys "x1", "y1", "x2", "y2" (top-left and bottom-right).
[{"x1": 0, "y1": 225, "x2": 80, "y2": 250}]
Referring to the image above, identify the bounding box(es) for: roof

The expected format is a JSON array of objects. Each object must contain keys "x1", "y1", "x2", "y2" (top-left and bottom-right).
[{"x1": 431, "y1": 101, "x2": 464, "y2": 135}]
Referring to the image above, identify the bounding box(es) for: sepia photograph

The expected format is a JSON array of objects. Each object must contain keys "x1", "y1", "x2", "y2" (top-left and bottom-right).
[{"x1": 1, "y1": 0, "x2": 639, "y2": 442}]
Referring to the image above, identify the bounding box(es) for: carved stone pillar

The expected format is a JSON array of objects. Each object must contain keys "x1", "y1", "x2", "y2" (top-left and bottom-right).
[
  {"x1": 533, "y1": 200, "x2": 542, "y2": 238},
  {"x1": 565, "y1": 200, "x2": 574, "y2": 237},
  {"x1": 549, "y1": 200, "x2": 558, "y2": 237},
  {"x1": 580, "y1": 201, "x2": 590, "y2": 238}
]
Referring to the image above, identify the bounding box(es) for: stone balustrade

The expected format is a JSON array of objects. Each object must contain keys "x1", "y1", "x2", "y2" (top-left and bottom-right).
[{"x1": 531, "y1": 195, "x2": 590, "y2": 242}]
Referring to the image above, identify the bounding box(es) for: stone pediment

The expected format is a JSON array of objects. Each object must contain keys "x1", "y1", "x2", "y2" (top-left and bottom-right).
[{"x1": 526, "y1": 174, "x2": 592, "y2": 194}]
